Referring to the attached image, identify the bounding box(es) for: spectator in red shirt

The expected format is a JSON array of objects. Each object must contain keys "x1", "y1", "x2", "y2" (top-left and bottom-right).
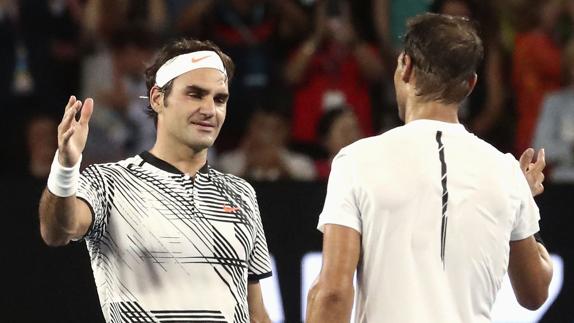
[
  {"x1": 284, "y1": 0, "x2": 384, "y2": 147},
  {"x1": 511, "y1": 0, "x2": 563, "y2": 156}
]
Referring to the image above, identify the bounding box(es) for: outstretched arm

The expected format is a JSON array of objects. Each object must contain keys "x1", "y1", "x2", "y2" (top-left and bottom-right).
[
  {"x1": 306, "y1": 224, "x2": 360, "y2": 323},
  {"x1": 39, "y1": 96, "x2": 94, "y2": 246}
]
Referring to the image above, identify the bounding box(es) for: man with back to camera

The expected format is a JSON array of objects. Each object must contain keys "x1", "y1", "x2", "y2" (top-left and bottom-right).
[
  {"x1": 38, "y1": 38, "x2": 273, "y2": 323},
  {"x1": 306, "y1": 13, "x2": 553, "y2": 323}
]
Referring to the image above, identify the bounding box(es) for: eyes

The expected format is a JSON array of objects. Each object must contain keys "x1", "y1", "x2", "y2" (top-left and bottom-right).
[{"x1": 187, "y1": 91, "x2": 229, "y2": 105}]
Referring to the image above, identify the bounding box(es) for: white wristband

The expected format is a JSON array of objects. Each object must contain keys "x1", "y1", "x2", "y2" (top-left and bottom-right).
[{"x1": 47, "y1": 150, "x2": 82, "y2": 197}]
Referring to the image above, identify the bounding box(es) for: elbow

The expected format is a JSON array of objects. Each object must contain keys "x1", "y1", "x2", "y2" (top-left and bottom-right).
[
  {"x1": 308, "y1": 281, "x2": 354, "y2": 308},
  {"x1": 39, "y1": 223, "x2": 70, "y2": 247},
  {"x1": 517, "y1": 291, "x2": 548, "y2": 310},
  {"x1": 516, "y1": 274, "x2": 552, "y2": 311}
]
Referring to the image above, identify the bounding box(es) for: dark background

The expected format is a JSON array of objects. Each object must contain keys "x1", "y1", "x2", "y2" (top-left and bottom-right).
[{"x1": 1, "y1": 180, "x2": 572, "y2": 323}]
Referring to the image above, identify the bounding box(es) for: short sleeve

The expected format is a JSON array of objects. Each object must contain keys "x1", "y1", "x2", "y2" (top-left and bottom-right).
[
  {"x1": 76, "y1": 164, "x2": 110, "y2": 242},
  {"x1": 508, "y1": 156, "x2": 541, "y2": 241},
  {"x1": 246, "y1": 185, "x2": 273, "y2": 282},
  {"x1": 317, "y1": 149, "x2": 362, "y2": 234}
]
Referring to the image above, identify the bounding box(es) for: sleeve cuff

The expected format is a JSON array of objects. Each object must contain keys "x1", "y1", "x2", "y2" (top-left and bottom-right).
[
  {"x1": 72, "y1": 196, "x2": 95, "y2": 241},
  {"x1": 317, "y1": 216, "x2": 362, "y2": 234},
  {"x1": 248, "y1": 271, "x2": 272, "y2": 282}
]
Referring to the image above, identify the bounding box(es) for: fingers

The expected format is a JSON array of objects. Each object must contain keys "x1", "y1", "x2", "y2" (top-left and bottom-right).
[
  {"x1": 519, "y1": 148, "x2": 535, "y2": 173},
  {"x1": 533, "y1": 180, "x2": 545, "y2": 196},
  {"x1": 530, "y1": 151, "x2": 546, "y2": 197},
  {"x1": 532, "y1": 148, "x2": 546, "y2": 172},
  {"x1": 65, "y1": 95, "x2": 77, "y2": 112},
  {"x1": 59, "y1": 101, "x2": 81, "y2": 136},
  {"x1": 61, "y1": 124, "x2": 76, "y2": 144},
  {"x1": 79, "y1": 98, "x2": 94, "y2": 125}
]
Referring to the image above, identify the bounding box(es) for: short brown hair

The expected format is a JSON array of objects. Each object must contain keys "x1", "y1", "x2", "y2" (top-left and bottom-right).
[
  {"x1": 403, "y1": 13, "x2": 484, "y2": 104},
  {"x1": 144, "y1": 38, "x2": 235, "y2": 125}
]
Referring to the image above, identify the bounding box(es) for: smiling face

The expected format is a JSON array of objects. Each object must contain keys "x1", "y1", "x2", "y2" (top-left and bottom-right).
[{"x1": 153, "y1": 68, "x2": 229, "y2": 153}]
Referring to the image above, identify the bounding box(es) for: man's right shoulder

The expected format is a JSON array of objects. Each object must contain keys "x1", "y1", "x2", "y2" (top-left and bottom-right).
[
  {"x1": 341, "y1": 126, "x2": 406, "y2": 154},
  {"x1": 82, "y1": 155, "x2": 143, "y2": 173}
]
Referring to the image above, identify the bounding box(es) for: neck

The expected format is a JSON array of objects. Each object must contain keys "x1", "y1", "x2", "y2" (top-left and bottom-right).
[
  {"x1": 149, "y1": 141, "x2": 209, "y2": 176},
  {"x1": 404, "y1": 98, "x2": 460, "y2": 124}
]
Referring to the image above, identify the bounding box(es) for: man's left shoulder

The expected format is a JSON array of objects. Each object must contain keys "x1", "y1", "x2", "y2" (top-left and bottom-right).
[
  {"x1": 339, "y1": 134, "x2": 385, "y2": 157},
  {"x1": 209, "y1": 167, "x2": 256, "y2": 195}
]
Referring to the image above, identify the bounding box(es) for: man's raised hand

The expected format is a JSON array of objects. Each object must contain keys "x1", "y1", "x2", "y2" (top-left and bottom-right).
[
  {"x1": 519, "y1": 148, "x2": 546, "y2": 197},
  {"x1": 57, "y1": 96, "x2": 93, "y2": 167}
]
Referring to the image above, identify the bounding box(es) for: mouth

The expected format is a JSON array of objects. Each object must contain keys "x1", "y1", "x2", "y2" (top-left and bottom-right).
[{"x1": 190, "y1": 121, "x2": 216, "y2": 131}]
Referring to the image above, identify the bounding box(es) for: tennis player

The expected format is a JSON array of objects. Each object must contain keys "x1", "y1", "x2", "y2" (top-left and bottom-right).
[
  {"x1": 306, "y1": 13, "x2": 552, "y2": 323},
  {"x1": 39, "y1": 38, "x2": 272, "y2": 323}
]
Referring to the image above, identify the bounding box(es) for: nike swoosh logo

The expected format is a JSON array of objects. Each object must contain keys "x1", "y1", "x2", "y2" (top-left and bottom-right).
[
  {"x1": 223, "y1": 205, "x2": 240, "y2": 213},
  {"x1": 191, "y1": 55, "x2": 210, "y2": 63}
]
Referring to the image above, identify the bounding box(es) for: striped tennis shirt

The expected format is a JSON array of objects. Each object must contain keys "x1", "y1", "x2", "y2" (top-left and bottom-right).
[{"x1": 77, "y1": 151, "x2": 272, "y2": 323}]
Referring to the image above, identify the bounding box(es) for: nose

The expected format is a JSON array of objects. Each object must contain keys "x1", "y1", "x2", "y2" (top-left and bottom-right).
[{"x1": 199, "y1": 96, "x2": 216, "y2": 117}]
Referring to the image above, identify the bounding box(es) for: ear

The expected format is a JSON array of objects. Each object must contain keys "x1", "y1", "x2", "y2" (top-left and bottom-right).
[
  {"x1": 465, "y1": 73, "x2": 478, "y2": 97},
  {"x1": 149, "y1": 86, "x2": 164, "y2": 113},
  {"x1": 398, "y1": 52, "x2": 414, "y2": 83}
]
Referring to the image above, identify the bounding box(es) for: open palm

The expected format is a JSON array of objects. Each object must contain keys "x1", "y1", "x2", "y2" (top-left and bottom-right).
[{"x1": 57, "y1": 96, "x2": 94, "y2": 167}]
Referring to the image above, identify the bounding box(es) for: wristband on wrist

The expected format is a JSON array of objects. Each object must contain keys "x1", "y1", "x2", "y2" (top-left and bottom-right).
[{"x1": 47, "y1": 150, "x2": 82, "y2": 197}]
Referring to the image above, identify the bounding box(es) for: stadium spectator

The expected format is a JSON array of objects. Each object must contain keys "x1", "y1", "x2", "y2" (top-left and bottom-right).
[
  {"x1": 511, "y1": 0, "x2": 563, "y2": 156},
  {"x1": 80, "y1": 27, "x2": 158, "y2": 164},
  {"x1": 533, "y1": 38, "x2": 574, "y2": 183},
  {"x1": 218, "y1": 108, "x2": 317, "y2": 181},
  {"x1": 285, "y1": 0, "x2": 383, "y2": 147},
  {"x1": 314, "y1": 105, "x2": 363, "y2": 180}
]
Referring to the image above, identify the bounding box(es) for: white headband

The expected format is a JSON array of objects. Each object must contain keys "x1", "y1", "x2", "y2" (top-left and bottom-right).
[{"x1": 155, "y1": 50, "x2": 227, "y2": 87}]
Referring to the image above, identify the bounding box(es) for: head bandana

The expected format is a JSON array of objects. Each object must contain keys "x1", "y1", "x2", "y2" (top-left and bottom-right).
[{"x1": 155, "y1": 50, "x2": 227, "y2": 87}]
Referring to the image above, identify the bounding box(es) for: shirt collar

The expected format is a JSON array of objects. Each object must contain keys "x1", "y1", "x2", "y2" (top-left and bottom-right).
[
  {"x1": 405, "y1": 119, "x2": 467, "y2": 133},
  {"x1": 139, "y1": 151, "x2": 209, "y2": 176}
]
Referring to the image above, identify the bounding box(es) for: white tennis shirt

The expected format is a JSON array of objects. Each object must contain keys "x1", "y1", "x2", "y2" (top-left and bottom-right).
[
  {"x1": 318, "y1": 119, "x2": 540, "y2": 323},
  {"x1": 78, "y1": 152, "x2": 272, "y2": 323}
]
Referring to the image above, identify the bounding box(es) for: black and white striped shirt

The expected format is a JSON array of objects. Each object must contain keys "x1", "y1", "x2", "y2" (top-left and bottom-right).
[{"x1": 78, "y1": 151, "x2": 272, "y2": 323}]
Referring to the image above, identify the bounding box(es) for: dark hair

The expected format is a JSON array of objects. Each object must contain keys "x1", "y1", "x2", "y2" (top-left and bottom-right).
[
  {"x1": 317, "y1": 106, "x2": 350, "y2": 141},
  {"x1": 403, "y1": 13, "x2": 484, "y2": 104},
  {"x1": 144, "y1": 38, "x2": 235, "y2": 126}
]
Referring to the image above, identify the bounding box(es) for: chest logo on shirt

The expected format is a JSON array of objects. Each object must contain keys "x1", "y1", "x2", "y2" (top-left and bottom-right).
[{"x1": 223, "y1": 205, "x2": 241, "y2": 213}]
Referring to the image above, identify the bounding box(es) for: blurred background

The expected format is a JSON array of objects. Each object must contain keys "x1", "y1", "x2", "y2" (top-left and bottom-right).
[{"x1": 0, "y1": 0, "x2": 573, "y2": 322}]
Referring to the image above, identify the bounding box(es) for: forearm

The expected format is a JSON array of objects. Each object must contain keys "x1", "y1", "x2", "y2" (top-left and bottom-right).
[
  {"x1": 284, "y1": 39, "x2": 317, "y2": 84},
  {"x1": 249, "y1": 311, "x2": 271, "y2": 323},
  {"x1": 535, "y1": 242, "x2": 553, "y2": 287},
  {"x1": 509, "y1": 236, "x2": 554, "y2": 310},
  {"x1": 372, "y1": 0, "x2": 391, "y2": 46},
  {"x1": 247, "y1": 282, "x2": 271, "y2": 323},
  {"x1": 306, "y1": 282, "x2": 354, "y2": 323},
  {"x1": 39, "y1": 188, "x2": 81, "y2": 246}
]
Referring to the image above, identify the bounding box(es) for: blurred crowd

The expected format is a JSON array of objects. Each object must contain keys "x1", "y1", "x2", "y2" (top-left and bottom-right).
[{"x1": 2, "y1": 0, "x2": 574, "y2": 184}]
